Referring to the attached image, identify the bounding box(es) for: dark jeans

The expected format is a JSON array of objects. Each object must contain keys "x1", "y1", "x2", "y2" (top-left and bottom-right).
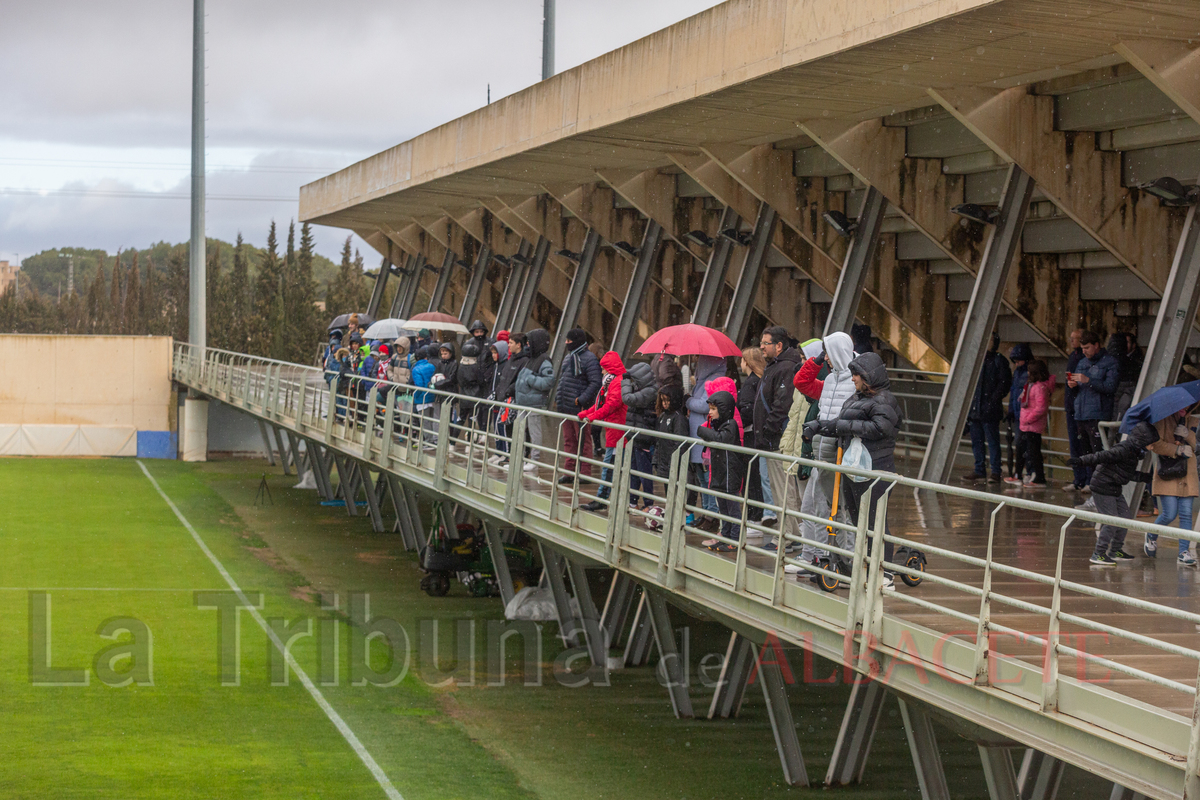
[
  {"x1": 1065, "y1": 408, "x2": 1086, "y2": 487},
  {"x1": 630, "y1": 446, "x2": 655, "y2": 506},
  {"x1": 1093, "y1": 493, "x2": 1130, "y2": 555},
  {"x1": 968, "y1": 420, "x2": 1002, "y2": 477},
  {"x1": 597, "y1": 447, "x2": 617, "y2": 501},
  {"x1": 1076, "y1": 419, "x2": 1104, "y2": 485},
  {"x1": 716, "y1": 496, "x2": 742, "y2": 542},
  {"x1": 843, "y1": 472, "x2": 895, "y2": 565},
  {"x1": 1012, "y1": 426, "x2": 1025, "y2": 478},
  {"x1": 1022, "y1": 431, "x2": 1045, "y2": 483},
  {"x1": 745, "y1": 452, "x2": 764, "y2": 521}
]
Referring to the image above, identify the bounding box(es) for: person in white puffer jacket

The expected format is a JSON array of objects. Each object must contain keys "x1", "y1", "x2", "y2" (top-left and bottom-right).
[{"x1": 791, "y1": 331, "x2": 857, "y2": 564}]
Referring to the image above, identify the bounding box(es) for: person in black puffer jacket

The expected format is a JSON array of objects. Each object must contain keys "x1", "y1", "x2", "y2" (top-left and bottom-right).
[
  {"x1": 456, "y1": 340, "x2": 492, "y2": 432},
  {"x1": 653, "y1": 385, "x2": 690, "y2": 483},
  {"x1": 697, "y1": 390, "x2": 745, "y2": 548},
  {"x1": 1070, "y1": 420, "x2": 1158, "y2": 565},
  {"x1": 805, "y1": 352, "x2": 902, "y2": 575},
  {"x1": 623, "y1": 360, "x2": 658, "y2": 507}
]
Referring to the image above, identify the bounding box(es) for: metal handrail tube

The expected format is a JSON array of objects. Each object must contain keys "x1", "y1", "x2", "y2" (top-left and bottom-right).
[{"x1": 1054, "y1": 644, "x2": 1196, "y2": 695}]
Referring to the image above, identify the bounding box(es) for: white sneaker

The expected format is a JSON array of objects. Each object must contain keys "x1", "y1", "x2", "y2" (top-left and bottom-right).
[
  {"x1": 881, "y1": 573, "x2": 895, "y2": 591},
  {"x1": 1180, "y1": 551, "x2": 1197, "y2": 566},
  {"x1": 1075, "y1": 497, "x2": 1096, "y2": 512},
  {"x1": 1144, "y1": 538, "x2": 1158, "y2": 558},
  {"x1": 523, "y1": 461, "x2": 538, "y2": 473},
  {"x1": 745, "y1": 529, "x2": 764, "y2": 542},
  {"x1": 487, "y1": 454, "x2": 501, "y2": 465}
]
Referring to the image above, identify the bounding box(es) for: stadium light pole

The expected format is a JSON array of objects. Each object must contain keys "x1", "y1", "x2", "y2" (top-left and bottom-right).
[
  {"x1": 542, "y1": 0, "x2": 555, "y2": 80},
  {"x1": 183, "y1": 0, "x2": 209, "y2": 462},
  {"x1": 189, "y1": 0, "x2": 206, "y2": 351}
]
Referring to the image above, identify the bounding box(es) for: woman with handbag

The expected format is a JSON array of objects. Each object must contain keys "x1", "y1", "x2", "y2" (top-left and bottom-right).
[{"x1": 1144, "y1": 407, "x2": 1198, "y2": 564}]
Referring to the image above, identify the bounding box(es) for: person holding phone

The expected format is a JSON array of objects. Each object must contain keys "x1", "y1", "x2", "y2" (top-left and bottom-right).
[{"x1": 1068, "y1": 331, "x2": 1119, "y2": 488}]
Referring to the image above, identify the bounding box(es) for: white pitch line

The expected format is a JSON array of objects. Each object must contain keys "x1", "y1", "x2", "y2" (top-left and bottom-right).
[{"x1": 136, "y1": 460, "x2": 404, "y2": 800}]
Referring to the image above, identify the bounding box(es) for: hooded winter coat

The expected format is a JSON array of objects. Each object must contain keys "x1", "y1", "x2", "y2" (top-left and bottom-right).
[
  {"x1": 968, "y1": 349, "x2": 1012, "y2": 424},
  {"x1": 1008, "y1": 343, "x2": 1033, "y2": 420},
  {"x1": 622, "y1": 361, "x2": 658, "y2": 431},
  {"x1": 754, "y1": 346, "x2": 805, "y2": 452},
  {"x1": 389, "y1": 338, "x2": 413, "y2": 386},
  {"x1": 794, "y1": 332, "x2": 857, "y2": 462},
  {"x1": 687, "y1": 356, "x2": 726, "y2": 463},
  {"x1": 556, "y1": 342, "x2": 602, "y2": 413},
  {"x1": 1019, "y1": 375, "x2": 1057, "y2": 434},
  {"x1": 495, "y1": 342, "x2": 526, "y2": 403},
  {"x1": 580, "y1": 351, "x2": 628, "y2": 448},
  {"x1": 780, "y1": 339, "x2": 826, "y2": 461},
  {"x1": 738, "y1": 373, "x2": 760, "y2": 448},
  {"x1": 653, "y1": 386, "x2": 690, "y2": 478},
  {"x1": 432, "y1": 342, "x2": 459, "y2": 395},
  {"x1": 411, "y1": 346, "x2": 437, "y2": 407},
  {"x1": 468, "y1": 319, "x2": 489, "y2": 348},
  {"x1": 1077, "y1": 421, "x2": 1158, "y2": 497},
  {"x1": 489, "y1": 342, "x2": 510, "y2": 399},
  {"x1": 706, "y1": 376, "x2": 744, "y2": 445},
  {"x1": 652, "y1": 354, "x2": 684, "y2": 394},
  {"x1": 696, "y1": 391, "x2": 745, "y2": 495},
  {"x1": 456, "y1": 340, "x2": 492, "y2": 413},
  {"x1": 515, "y1": 328, "x2": 555, "y2": 408},
  {"x1": 817, "y1": 352, "x2": 903, "y2": 470}
]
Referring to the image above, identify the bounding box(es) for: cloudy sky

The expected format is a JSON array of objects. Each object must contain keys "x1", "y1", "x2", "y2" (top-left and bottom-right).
[{"x1": 0, "y1": 0, "x2": 724, "y2": 266}]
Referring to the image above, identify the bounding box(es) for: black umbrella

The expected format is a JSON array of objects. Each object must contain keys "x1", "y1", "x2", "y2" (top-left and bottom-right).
[{"x1": 327, "y1": 313, "x2": 375, "y2": 333}]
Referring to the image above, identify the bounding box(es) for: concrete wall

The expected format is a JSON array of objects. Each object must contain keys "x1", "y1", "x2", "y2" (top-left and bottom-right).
[{"x1": 0, "y1": 335, "x2": 175, "y2": 457}]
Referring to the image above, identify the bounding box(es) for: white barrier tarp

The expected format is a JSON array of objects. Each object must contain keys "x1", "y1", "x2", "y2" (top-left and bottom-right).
[{"x1": 0, "y1": 425, "x2": 138, "y2": 457}]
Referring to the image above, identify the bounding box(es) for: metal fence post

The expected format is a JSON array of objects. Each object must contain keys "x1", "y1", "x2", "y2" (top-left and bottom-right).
[{"x1": 973, "y1": 502, "x2": 1006, "y2": 687}]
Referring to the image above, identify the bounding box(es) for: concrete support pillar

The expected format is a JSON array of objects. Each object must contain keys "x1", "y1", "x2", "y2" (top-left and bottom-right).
[
  {"x1": 723, "y1": 203, "x2": 778, "y2": 346},
  {"x1": 611, "y1": 221, "x2": 664, "y2": 358},
  {"x1": 549, "y1": 229, "x2": 602, "y2": 367},
  {"x1": 182, "y1": 397, "x2": 208, "y2": 462},
  {"x1": 707, "y1": 631, "x2": 753, "y2": 719},
  {"x1": 825, "y1": 678, "x2": 888, "y2": 786},
  {"x1": 756, "y1": 646, "x2": 807, "y2": 786},
  {"x1": 623, "y1": 592, "x2": 653, "y2": 666},
  {"x1": 427, "y1": 248, "x2": 457, "y2": 314},
  {"x1": 1133, "y1": 194, "x2": 1200, "y2": 402},
  {"x1": 366, "y1": 254, "x2": 392, "y2": 318},
  {"x1": 511, "y1": 236, "x2": 551, "y2": 332},
  {"x1": 458, "y1": 245, "x2": 491, "y2": 325},
  {"x1": 690, "y1": 206, "x2": 740, "y2": 327},
  {"x1": 389, "y1": 254, "x2": 416, "y2": 318},
  {"x1": 398, "y1": 255, "x2": 426, "y2": 319},
  {"x1": 360, "y1": 464, "x2": 385, "y2": 533},
  {"x1": 494, "y1": 241, "x2": 533, "y2": 333},
  {"x1": 644, "y1": 589, "x2": 694, "y2": 719},
  {"x1": 919, "y1": 165, "x2": 1034, "y2": 484},
  {"x1": 539, "y1": 543, "x2": 582, "y2": 647},
  {"x1": 824, "y1": 186, "x2": 886, "y2": 337},
  {"x1": 257, "y1": 419, "x2": 276, "y2": 466},
  {"x1": 898, "y1": 697, "x2": 951, "y2": 800}
]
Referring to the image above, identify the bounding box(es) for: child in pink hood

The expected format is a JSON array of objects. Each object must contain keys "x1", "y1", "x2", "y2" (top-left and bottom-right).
[
  {"x1": 1018, "y1": 359, "x2": 1056, "y2": 487},
  {"x1": 705, "y1": 376, "x2": 744, "y2": 444}
]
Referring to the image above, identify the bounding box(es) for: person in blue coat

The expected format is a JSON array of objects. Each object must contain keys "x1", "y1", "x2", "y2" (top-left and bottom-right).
[
  {"x1": 1004, "y1": 343, "x2": 1032, "y2": 484},
  {"x1": 514, "y1": 329, "x2": 556, "y2": 471},
  {"x1": 411, "y1": 346, "x2": 438, "y2": 446},
  {"x1": 1069, "y1": 331, "x2": 1119, "y2": 485}
]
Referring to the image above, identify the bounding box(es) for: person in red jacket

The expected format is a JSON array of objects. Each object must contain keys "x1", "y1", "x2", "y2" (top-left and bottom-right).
[{"x1": 579, "y1": 351, "x2": 627, "y2": 511}]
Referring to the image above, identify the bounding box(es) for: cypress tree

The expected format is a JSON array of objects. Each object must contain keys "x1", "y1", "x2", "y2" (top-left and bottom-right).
[
  {"x1": 166, "y1": 246, "x2": 189, "y2": 342},
  {"x1": 124, "y1": 252, "x2": 141, "y2": 334},
  {"x1": 228, "y1": 233, "x2": 251, "y2": 353},
  {"x1": 206, "y1": 242, "x2": 225, "y2": 349},
  {"x1": 109, "y1": 252, "x2": 124, "y2": 334},
  {"x1": 252, "y1": 221, "x2": 284, "y2": 357}
]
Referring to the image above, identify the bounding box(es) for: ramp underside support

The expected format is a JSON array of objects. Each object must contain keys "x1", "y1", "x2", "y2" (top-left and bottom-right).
[
  {"x1": 623, "y1": 591, "x2": 653, "y2": 666},
  {"x1": 898, "y1": 697, "x2": 951, "y2": 800},
  {"x1": 756, "y1": 647, "x2": 807, "y2": 786},
  {"x1": 1018, "y1": 749, "x2": 1065, "y2": 800},
  {"x1": 539, "y1": 543, "x2": 582, "y2": 647},
  {"x1": 483, "y1": 520, "x2": 516, "y2": 606},
  {"x1": 645, "y1": 589, "x2": 694, "y2": 719},
  {"x1": 599, "y1": 571, "x2": 637, "y2": 648},
  {"x1": 979, "y1": 745, "x2": 1020, "y2": 800},
  {"x1": 707, "y1": 631, "x2": 753, "y2": 719},
  {"x1": 566, "y1": 558, "x2": 608, "y2": 671},
  {"x1": 825, "y1": 678, "x2": 888, "y2": 786},
  {"x1": 359, "y1": 463, "x2": 384, "y2": 532}
]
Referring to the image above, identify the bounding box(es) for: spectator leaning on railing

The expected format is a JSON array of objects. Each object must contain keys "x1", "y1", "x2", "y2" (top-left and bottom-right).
[
  {"x1": 556, "y1": 329, "x2": 602, "y2": 483},
  {"x1": 515, "y1": 329, "x2": 555, "y2": 472}
]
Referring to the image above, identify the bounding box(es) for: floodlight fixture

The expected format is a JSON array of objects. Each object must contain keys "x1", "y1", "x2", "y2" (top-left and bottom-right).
[
  {"x1": 510, "y1": 252, "x2": 531, "y2": 266},
  {"x1": 683, "y1": 230, "x2": 714, "y2": 248},
  {"x1": 720, "y1": 228, "x2": 754, "y2": 246},
  {"x1": 1138, "y1": 176, "x2": 1200, "y2": 207},
  {"x1": 555, "y1": 248, "x2": 581, "y2": 262},
  {"x1": 454, "y1": 258, "x2": 473, "y2": 269},
  {"x1": 493, "y1": 255, "x2": 512, "y2": 268},
  {"x1": 822, "y1": 210, "x2": 858, "y2": 238},
  {"x1": 951, "y1": 203, "x2": 1001, "y2": 225}
]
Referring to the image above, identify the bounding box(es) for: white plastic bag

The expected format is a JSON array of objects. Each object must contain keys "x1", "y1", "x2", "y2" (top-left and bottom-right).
[
  {"x1": 505, "y1": 587, "x2": 558, "y2": 621},
  {"x1": 842, "y1": 437, "x2": 873, "y2": 481}
]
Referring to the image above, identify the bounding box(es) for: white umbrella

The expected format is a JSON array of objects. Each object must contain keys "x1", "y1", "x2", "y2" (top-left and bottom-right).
[{"x1": 363, "y1": 318, "x2": 412, "y2": 340}]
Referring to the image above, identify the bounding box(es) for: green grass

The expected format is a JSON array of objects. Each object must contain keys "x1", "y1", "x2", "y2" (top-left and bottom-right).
[{"x1": 0, "y1": 458, "x2": 1113, "y2": 799}]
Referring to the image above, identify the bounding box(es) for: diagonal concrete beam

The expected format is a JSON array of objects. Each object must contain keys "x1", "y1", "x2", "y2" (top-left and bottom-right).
[
  {"x1": 671, "y1": 151, "x2": 949, "y2": 370},
  {"x1": 595, "y1": 168, "x2": 708, "y2": 269},
  {"x1": 928, "y1": 85, "x2": 1187, "y2": 297},
  {"x1": 1115, "y1": 40, "x2": 1200, "y2": 127},
  {"x1": 799, "y1": 118, "x2": 1060, "y2": 354}
]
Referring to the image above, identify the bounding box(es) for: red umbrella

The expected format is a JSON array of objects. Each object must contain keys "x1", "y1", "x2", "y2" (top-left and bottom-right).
[
  {"x1": 636, "y1": 324, "x2": 742, "y2": 358},
  {"x1": 405, "y1": 312, "x2": 470, "y2": 335}
]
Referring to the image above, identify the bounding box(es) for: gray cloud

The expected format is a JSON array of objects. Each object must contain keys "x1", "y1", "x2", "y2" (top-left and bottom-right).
[{"x1": 0, "y1": 0, "x2": 722, "y2": 262}]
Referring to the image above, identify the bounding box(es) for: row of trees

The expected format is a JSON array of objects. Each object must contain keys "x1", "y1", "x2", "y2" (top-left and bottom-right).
[{"x1": 0, "y1": 223, "x2": 373, "y2": 364}]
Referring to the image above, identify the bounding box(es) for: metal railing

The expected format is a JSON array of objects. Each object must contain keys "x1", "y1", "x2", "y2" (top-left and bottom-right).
[{"x1": 173, "y1": 343, "x2": 1200, "y2": 793}]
